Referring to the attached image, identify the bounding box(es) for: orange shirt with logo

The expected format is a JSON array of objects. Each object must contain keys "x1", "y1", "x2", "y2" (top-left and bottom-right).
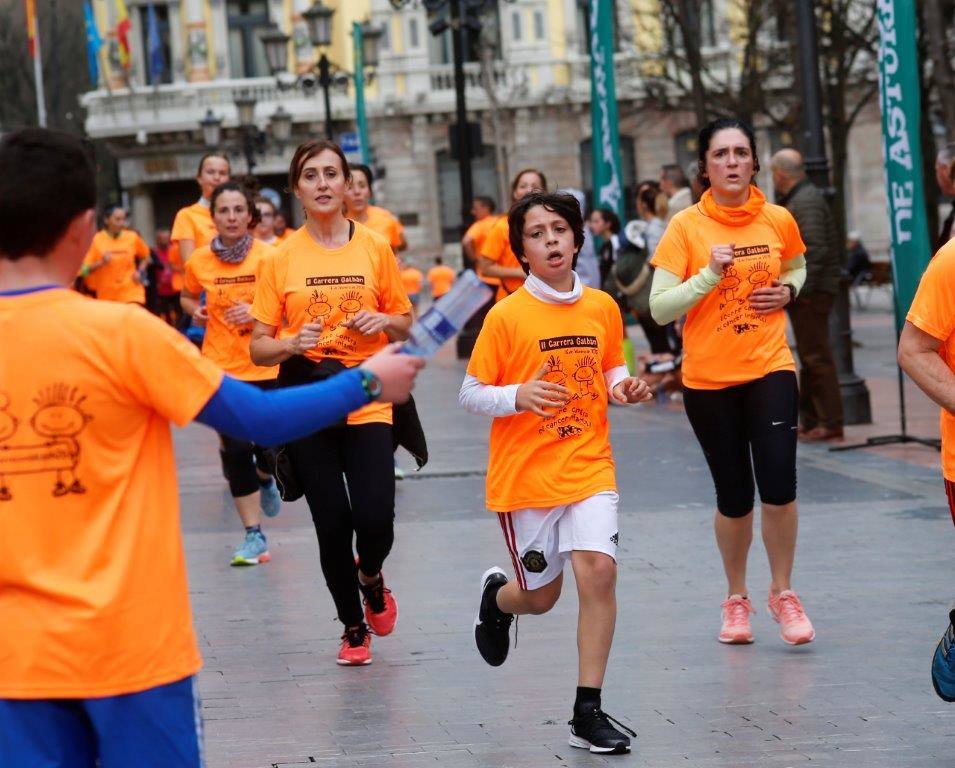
[
  {"x1": 906, "y1": 240, "x2": 955, "y2": 480},
  {"x1": 428, "y1": 264, "x2": 457, "y2": 298},
  {"x1": 401, "y1": 267, "x2": 424, "y2": 296},
  {"x1": 358, "y1": 205, "x2": 404, "y2": 250},
  {"x1": 651, "y1": 199, "x2": 805, "y2": 389},
  {"x1": 467, "y1": 215, "x2": 502, "y2": 288},
  {"x1": 251, "y1": 223, "x2": 412, "y2": 425},
  {"x1": 467, "y1": 287, "x2": 625, "y2": 512},
  {"x1": 480, "y1": 215, "x2": 526, "y2": 300},
  {"x1": 183, "y1": 240, "x2": 279, "y2": 382},
  {"x1": 81, "y1": 229, "x2": 150, "y2": 304},
  {"x1": 171, "y1": 202, "x2": 217, "y2": 252},
  {"x1": 0, "y1": 289, "x2": 223, "y2": 698}
]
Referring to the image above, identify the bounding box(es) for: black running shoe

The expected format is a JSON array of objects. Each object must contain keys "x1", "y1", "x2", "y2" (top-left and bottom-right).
[
  {"x1": 568, "y1": 706, "x2": 636, "y2": 754},
  {"x1": 474, "y1": 566, "x2": 513, "y2": 666}
]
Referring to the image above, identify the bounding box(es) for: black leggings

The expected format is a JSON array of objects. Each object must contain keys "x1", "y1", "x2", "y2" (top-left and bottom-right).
[
  {"x1": 683, "y1": 370, "x2": 798, "y2": 518},
  {"x1": 218, "y1": 434, "x2": 272, "y2": 498},
  {"x1": 287, "y1": 422, "x2": 395, "y2": 627}
]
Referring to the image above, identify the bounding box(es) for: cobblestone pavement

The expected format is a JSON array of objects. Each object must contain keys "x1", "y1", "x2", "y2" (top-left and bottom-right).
[{"x1": 177, "y1": 297, "x2": 955, "y2": 767}]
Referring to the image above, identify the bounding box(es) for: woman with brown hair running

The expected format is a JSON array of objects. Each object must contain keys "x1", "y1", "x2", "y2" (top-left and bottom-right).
[
  {"x1": 171, "y1": 153, "x2": 230, "y2": 264},
  {"x1": 250, "y1": 140, "x2": 412, "y2": 666},
  {"x1": 649, "y1": 118, "x2": 814, "y2": 647}
]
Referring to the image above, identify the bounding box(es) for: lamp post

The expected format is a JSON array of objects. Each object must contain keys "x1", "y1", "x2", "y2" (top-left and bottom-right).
[
  {"x1": 261, "y1": 2, "x2": 382, "y2": 146},
  {"x1": 388, "y1": 0, "x2": 512, "y2": 237},
  {"x1": 794, "y1": 0, "x2": 871, "y2": 425},
  {"x1": 198, "y1": 102, "x2": 291, "y2": 169}
]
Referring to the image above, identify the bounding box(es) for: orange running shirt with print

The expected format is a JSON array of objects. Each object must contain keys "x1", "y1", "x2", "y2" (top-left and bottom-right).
[
  {"x1": 251, "y1": 222, "x2": 412, "y2": 425},
  {"x1": 0, "y1": 289, "x2": 223, "y2": 698},
  {"x1": 361, "y1": 205, "x2": 404, "y2": 250},
  {"x1": 427, "y1": 264, "x2": 457, "y2": 298},
  {"x1": 81, "y1": 229, "x2": 150, "y2": 304},
  {"x1": 907, "y1": 239, "x2": 955, "y2": 480},
  {"x1": 651, "y1": 202, "x2": 805, "y2": 389},
  {"x1": 480, "y1": 215, "x2": 526, "y2": 300},
  {"x1": 467, "y1": 286, "x2": 625, "y2": 512},
  {"x1": 171, "y1": 202, "x2": 217, "y2": 250},
  {"x1": 183, "y1": 239, "x2": 279, "y2": 382},
  {"x1": 401, "y1": 267, "x2": 424, "y2": 296}
]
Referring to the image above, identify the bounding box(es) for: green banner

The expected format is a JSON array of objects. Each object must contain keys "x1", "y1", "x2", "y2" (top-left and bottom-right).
[
  {"x1": 876, "y1": 0, "x2": 932, "y2": 333},
  {"x1": 588, "y1": 0, "x2": 624, "y2": 220},
  {"x1": 353, "y1": 22, "x2": 370, "y2": 165}
]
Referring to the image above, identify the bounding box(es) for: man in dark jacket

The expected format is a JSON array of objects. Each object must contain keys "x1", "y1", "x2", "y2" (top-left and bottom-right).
[{"x1": 771, "y1": 149, "x2": 844, "y2": 441}]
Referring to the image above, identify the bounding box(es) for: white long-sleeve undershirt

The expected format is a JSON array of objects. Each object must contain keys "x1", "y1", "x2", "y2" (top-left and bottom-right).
[{"x1": 458, "y1": 272, "x2": 632, "y2": 415}]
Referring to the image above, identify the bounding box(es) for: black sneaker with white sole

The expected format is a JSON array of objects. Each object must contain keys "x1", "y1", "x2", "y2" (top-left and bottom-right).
[
  {"x1": 474, "y1": 566, "x2": 513, "y2": 667},
  {"x1": 568, "y1": 706, "x2": 636, "y2": 754}
]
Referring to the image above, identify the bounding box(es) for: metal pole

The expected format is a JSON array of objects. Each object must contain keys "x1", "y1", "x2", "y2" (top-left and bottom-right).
[
  {"x1": 353, "y1": 22, "x2": 371, "y2": 165},
  {"x1": 319, "y1": 53, "x2": 333, "y2": 140},
  {"x1": 794, "y1": 0, "x2": 872, "y2": 425},
  {"x1": 31, "y1": 1, "x2": 48, "y2": 128},
  {"x1": 451, "y1": 0, "x2": 474, "y2": 234}
]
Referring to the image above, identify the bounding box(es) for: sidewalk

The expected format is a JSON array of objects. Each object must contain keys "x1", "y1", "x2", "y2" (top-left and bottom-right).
[{"x1": 176, "y1": 297, "x2": 954, "y2": 767}]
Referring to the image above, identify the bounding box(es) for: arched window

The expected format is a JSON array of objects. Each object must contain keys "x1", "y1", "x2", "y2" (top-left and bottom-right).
[{"x1": 435, "y1": 146, "x2": 501, "y2": 243}]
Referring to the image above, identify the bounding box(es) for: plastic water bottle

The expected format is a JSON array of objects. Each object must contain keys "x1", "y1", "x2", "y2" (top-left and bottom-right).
[{"x1": 402, "y1": 270, "x2": 494, "y2": 357}]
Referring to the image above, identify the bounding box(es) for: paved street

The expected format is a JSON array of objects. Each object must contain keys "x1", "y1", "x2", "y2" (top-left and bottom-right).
[{"x1": 177, "y1": 295, "x2": 955, "y2": 767}]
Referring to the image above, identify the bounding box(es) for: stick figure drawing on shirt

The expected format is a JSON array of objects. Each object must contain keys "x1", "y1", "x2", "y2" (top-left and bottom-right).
[
  {"x1": 0, "y1": 393, "x2": 18, "y2": 501},
  {"x1": 30, "y1": 384, "x2": 92, "y2": 497}
]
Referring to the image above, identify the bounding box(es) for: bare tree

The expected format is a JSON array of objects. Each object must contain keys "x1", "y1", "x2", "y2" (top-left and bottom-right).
[{"x1": 923, "y1": 0, "x2": 955, "y2": 143}]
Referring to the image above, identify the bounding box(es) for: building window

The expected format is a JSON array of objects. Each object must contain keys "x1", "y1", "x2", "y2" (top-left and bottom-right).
[
  {"x1": 428, "y1": 5, "x2": 501, "y2": 65},
  {"x1": 533, "y1": 10, "x2": 546, "y2": 41},
  {"x1": 578, "y1": 0, "x2": 620, "y2": 54},
  {"x1": 435, "y1": 146, "x2": 500, "y2": 243},
  {"x1": 674, "y1": 129, "x2": 698, "y2": 175},
  {"x1": 138, "y1": 4, "x2": 172, "y2": 84},
  {"x1": 227, "y1": 0, "x2": 271, "y2": 78},
  {"x1": 512, "y1": 10, "x2": 522, "y2": 41},
  {"x1": 408, "y1": 17, "x2": 419, "y2": 49}
]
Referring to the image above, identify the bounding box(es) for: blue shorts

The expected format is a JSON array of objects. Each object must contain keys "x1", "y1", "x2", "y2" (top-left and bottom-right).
[{"x1": 0, "y1": 675, "x2": 204, "y2": 768}]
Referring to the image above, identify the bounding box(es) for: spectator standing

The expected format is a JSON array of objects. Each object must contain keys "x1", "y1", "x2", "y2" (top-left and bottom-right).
[
  {"x1": 936, "y1": 144, "x2": 955, "y2": 251},
  {"x1": 660, "y1": 164, "x2": 692, "y2": 222},
  {"x1": 771, "y1": 149, "x2": 844, "y2": 442}
]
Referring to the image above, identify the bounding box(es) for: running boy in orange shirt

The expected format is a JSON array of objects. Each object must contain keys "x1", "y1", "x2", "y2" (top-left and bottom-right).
[
  {"x1": 0, "y1": 129, "x2": 424, "y2": 768},
  {"x1": 460, "y1": 192, "x2": 652, "y2": 755}
]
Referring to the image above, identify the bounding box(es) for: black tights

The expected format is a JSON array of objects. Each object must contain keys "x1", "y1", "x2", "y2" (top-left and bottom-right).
[{"x1": 288, "y1": 422, "x2": 395, "y2": 627}]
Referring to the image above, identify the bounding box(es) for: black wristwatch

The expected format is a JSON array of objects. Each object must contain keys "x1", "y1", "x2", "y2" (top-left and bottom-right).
[
  {"x1": 785, "y1": 284, "x2": 797, "y2": 304},
  {"x1": 359, "y1": 369, "x2": 382, "y2": 401}
]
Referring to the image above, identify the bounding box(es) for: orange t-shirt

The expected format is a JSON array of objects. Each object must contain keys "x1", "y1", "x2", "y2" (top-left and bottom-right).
[
  {"x1": 651, "y1": 200, "x2": 805, "y2": 389},
  {"x1": 251, "y1": 222, "x2": 412, "y2": 425},
  {"x1": 467, "y1": 215, "x2": 502, "y2": 288},
  {"x1": 401, "y1": 267, "x2": 424, "y2": 296},
  {"x1": 183, "y1": 240, "x2": 279, "y2": 382},
  {"x1": 171, "y1": 202, "x2": 217, "y2": 252},
  {"x1": 168, "y1": 241, "x2": 184, "y2": 292},
  {"x1": 467, "y1": 286, "x2": 626, "y2": 512},
  {"x1": 0, "y1": 288, "x2": 223, "y2": 698},
  {"x1": 906, "y1": 240, "x2": 955, "y2": 480},
  {"x1": 480, "y1": 215, "x2": 525, "y2": 301},
  {"x1": 81, "y1": 229, "x2": 150, "y2": 304},
  {"x1": 428, "y1": 264, "x2": 457, "y2": 298},
  {"x1": 358, "y1": 205, "x2": 404, "y2": 250}
]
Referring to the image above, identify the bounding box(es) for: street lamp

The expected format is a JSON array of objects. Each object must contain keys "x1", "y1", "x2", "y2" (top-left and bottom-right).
[
  {"x1": 793, "y1": 0, "x2": 871, "y2": 425},
  {"x1": 270, "y1": 106, "x2": 293, "y2": 146},
  {"x1": 260, "y1": 4, "x2": 381, "y2": 142},
  {"x1": 200, "y1": 109, "x2": 222, "y2": 148}
]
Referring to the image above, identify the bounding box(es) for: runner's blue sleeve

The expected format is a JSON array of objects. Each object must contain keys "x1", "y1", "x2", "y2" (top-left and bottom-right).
[{"x1": 195, "y1": 371, "x2": 369, "y2": 446}]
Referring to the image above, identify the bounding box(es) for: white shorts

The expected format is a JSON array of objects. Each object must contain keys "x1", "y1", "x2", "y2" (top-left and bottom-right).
[{"x1": 496, "y1": 491, "x2": 619, "y2": 591}]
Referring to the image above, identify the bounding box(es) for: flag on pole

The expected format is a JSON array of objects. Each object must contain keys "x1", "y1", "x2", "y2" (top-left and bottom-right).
[
  {"x1": 146, "y1": 3, "x2": 165, "y2": 84},
  {"x1": 353, "y1": 22, "x2": 371, "y2": 165},
  {"x1": 876, "y1": 0, "x2": 932, "y2": 332},
  {"x1": 24, "y1": 0, "x2": 38, "y2": 58},
  {"x1": 114, "y1": 0, "x2": 132, "y2": 70},
  {"x1": 587, "y1": 0, "x2": 625, "y2": 221},
  {"x1": 83, "y1": 1, "x2": 103, "y2": 85}
]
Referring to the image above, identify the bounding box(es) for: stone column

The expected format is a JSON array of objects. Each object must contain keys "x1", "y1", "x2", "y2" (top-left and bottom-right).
[
  {"x1": 130, "y1": 186, "x2": 156, "y2": 246},
  {"x1": 183, "y1": 0, "x2": 211, "y2": 82}
]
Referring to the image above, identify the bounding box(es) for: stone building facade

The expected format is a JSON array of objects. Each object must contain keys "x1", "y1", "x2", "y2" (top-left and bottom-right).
[{"x1": 81, "y1": 0, "x2": 892, "y2": 262}]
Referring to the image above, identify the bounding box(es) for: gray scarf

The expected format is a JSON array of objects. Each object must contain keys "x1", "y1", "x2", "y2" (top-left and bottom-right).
[{"x1": 211, "y1": 234, "x2": 253, "y2": 264}]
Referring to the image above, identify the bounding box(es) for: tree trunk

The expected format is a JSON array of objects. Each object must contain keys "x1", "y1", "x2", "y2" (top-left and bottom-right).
[
  {"x1": 924, "y1": 0, "x2": 955, "y2": 142},
  {"x1": 674, "y1": 0, "x2": 708, "y2": 129}
]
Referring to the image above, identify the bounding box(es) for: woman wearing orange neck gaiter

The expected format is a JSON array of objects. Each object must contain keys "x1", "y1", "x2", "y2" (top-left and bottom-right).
[{"x1": 649, "y1": 119, "x2": 815, "y2": 648}]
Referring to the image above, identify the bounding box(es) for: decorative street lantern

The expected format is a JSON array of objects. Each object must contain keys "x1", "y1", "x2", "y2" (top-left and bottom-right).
[
  {"x1": 270, "y1": 106, "x2": 293, "y2": 145},
  {"x1": 234, "y1": 93, "x2": 257, "y2": 128},
  {"x1": 303, "y1": 1, "x2": 334, "y2": 48},
  {"x1": 200, "y1": 109, "x2": 222, "y2": 148},
  {"x1": 260, "y1": 27, "x2": 291, "y2": 76}
]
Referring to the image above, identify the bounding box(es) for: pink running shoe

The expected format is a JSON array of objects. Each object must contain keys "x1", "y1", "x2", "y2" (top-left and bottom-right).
[
  {"x1": 767, "y1": 589, "x2": 815, "y2": 645},
  {"x1": 719, "y1": 595, "x2": 755, "y2": 644}
]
